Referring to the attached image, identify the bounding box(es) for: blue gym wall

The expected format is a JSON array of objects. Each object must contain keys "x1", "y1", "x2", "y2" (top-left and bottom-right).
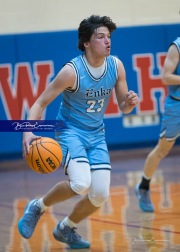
[{"x1": 0, "y1": 23, "x2": 179, "y2": 158}]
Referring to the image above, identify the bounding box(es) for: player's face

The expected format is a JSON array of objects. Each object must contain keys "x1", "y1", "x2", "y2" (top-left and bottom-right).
[{"x1": 88, "y1": 26, "x2": 111, "y2": 57}]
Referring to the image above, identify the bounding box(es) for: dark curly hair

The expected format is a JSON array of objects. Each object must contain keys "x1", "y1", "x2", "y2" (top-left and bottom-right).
[{"x1": 78, "y1": 15, "x2": 117, "y2": 52}]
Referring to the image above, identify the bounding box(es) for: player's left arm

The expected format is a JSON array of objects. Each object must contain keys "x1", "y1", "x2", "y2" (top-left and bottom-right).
[{"x1": 115, "y1": 59, "x2": 139, "y2": 114}]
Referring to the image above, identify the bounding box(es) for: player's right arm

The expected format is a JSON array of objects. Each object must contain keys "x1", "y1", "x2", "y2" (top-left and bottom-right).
[
  {"x1": 23, "y1": 64, "x2": 76, "y2": 158},
  {"x1": 162, "y1": 44, "x2": 180, "y2": 85}
]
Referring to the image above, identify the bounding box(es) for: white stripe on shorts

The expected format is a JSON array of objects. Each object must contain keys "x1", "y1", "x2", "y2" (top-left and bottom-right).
[{"x1": 91, "y1": 163, "x2": 111, "y2": 170}]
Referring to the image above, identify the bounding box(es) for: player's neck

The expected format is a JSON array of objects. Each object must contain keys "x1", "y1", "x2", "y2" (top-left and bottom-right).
[
  {"x1": 83, "y1": 54, "x2": 106, "y2": 78},
  {"x1": 84, "y1": 53, "x2": 105, "y2": 68}
]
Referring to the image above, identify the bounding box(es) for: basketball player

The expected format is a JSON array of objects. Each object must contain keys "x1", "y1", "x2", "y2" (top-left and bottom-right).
[
  {"x1": 18, "y1": 15, "x2": 139, "y2": 249},
  {"x1": 136, "y1": 37, "x2": 180, "y2": 212}
]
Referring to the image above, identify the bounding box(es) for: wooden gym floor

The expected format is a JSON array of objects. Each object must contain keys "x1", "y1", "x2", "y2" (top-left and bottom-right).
[{"x1": 0, "y1": 145, "x2": 180, "y2": 252}]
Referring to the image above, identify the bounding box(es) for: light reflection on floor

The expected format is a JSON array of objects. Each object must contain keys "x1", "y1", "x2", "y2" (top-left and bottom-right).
[{"x1": 0, "y1": 146, "x2": 180, "y2": 252}]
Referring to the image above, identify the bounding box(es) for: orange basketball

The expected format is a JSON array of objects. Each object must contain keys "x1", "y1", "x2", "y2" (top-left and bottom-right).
[{"x1": 26, "y1": 137, "x2": 63, "y2": 174}]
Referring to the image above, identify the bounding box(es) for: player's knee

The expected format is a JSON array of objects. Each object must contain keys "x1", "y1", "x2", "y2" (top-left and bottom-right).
[
  {"x1": 70, "y1": 178, "x2": 91, "y2": 195},
  {"x1": 68, "y1": 160, "x2": 91, "y2": 195},
  {"x1": 153, "y1": 146, "x2": 170, "y2": 160},
  {"x1": 88, "y1": 189, "x2": 109, "y2": 207},
  {"x1": 156, "y1": 139, "x2": 174, "y2": 159}
]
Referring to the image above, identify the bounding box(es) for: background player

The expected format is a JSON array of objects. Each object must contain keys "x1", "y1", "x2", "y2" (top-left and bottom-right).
[{"x1": 136, "y1": 37, "x2": 180, "y2": 212}]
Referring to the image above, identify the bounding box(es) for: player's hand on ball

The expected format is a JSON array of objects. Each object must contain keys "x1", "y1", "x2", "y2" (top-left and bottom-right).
[{"x1": 22, "y1": 132, "x2": 41, "y2": 159}]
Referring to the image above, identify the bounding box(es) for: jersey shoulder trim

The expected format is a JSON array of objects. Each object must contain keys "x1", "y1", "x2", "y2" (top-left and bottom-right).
[
  {"x1": 65, "y1": 61, "x2": 80, "y2": 93},
  {"x1": 171, "y1": 37, "x2": 180, "y2": 54}
]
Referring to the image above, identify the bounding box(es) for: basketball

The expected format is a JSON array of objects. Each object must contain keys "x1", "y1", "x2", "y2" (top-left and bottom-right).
[{"x1": 26, "y1": 137, "x2": 63, "y2": 174}]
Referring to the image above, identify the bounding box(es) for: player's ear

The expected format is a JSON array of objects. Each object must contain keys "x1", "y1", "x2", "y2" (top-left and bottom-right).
[{"x1": 84, "y1": 42, "x2": 90, "y2": 48}]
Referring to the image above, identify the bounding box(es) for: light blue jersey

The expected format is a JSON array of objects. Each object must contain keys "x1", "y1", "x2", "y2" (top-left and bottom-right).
[
  {"x1": 168, "y1": 37, "x2": 180, "y2": 100},
  {"x1": 57, "y1": 54, "x2": 118, "y2": 131},
  {"x1": 56, "y1": 54, "x2": 118, "y2": 170},
  {"x1": 160, "y1": 37, "x2": 180, "y2": 140}
]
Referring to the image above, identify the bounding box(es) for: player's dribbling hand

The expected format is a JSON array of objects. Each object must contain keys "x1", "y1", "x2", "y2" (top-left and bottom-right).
[{"x1": 22, "y1": 132, "x2": 41, "y2": 159}]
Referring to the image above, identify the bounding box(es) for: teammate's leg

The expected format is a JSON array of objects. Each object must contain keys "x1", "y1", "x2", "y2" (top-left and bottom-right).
[{"x1": 136, "y1": 137, "x2": 175, "y2": 212}]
